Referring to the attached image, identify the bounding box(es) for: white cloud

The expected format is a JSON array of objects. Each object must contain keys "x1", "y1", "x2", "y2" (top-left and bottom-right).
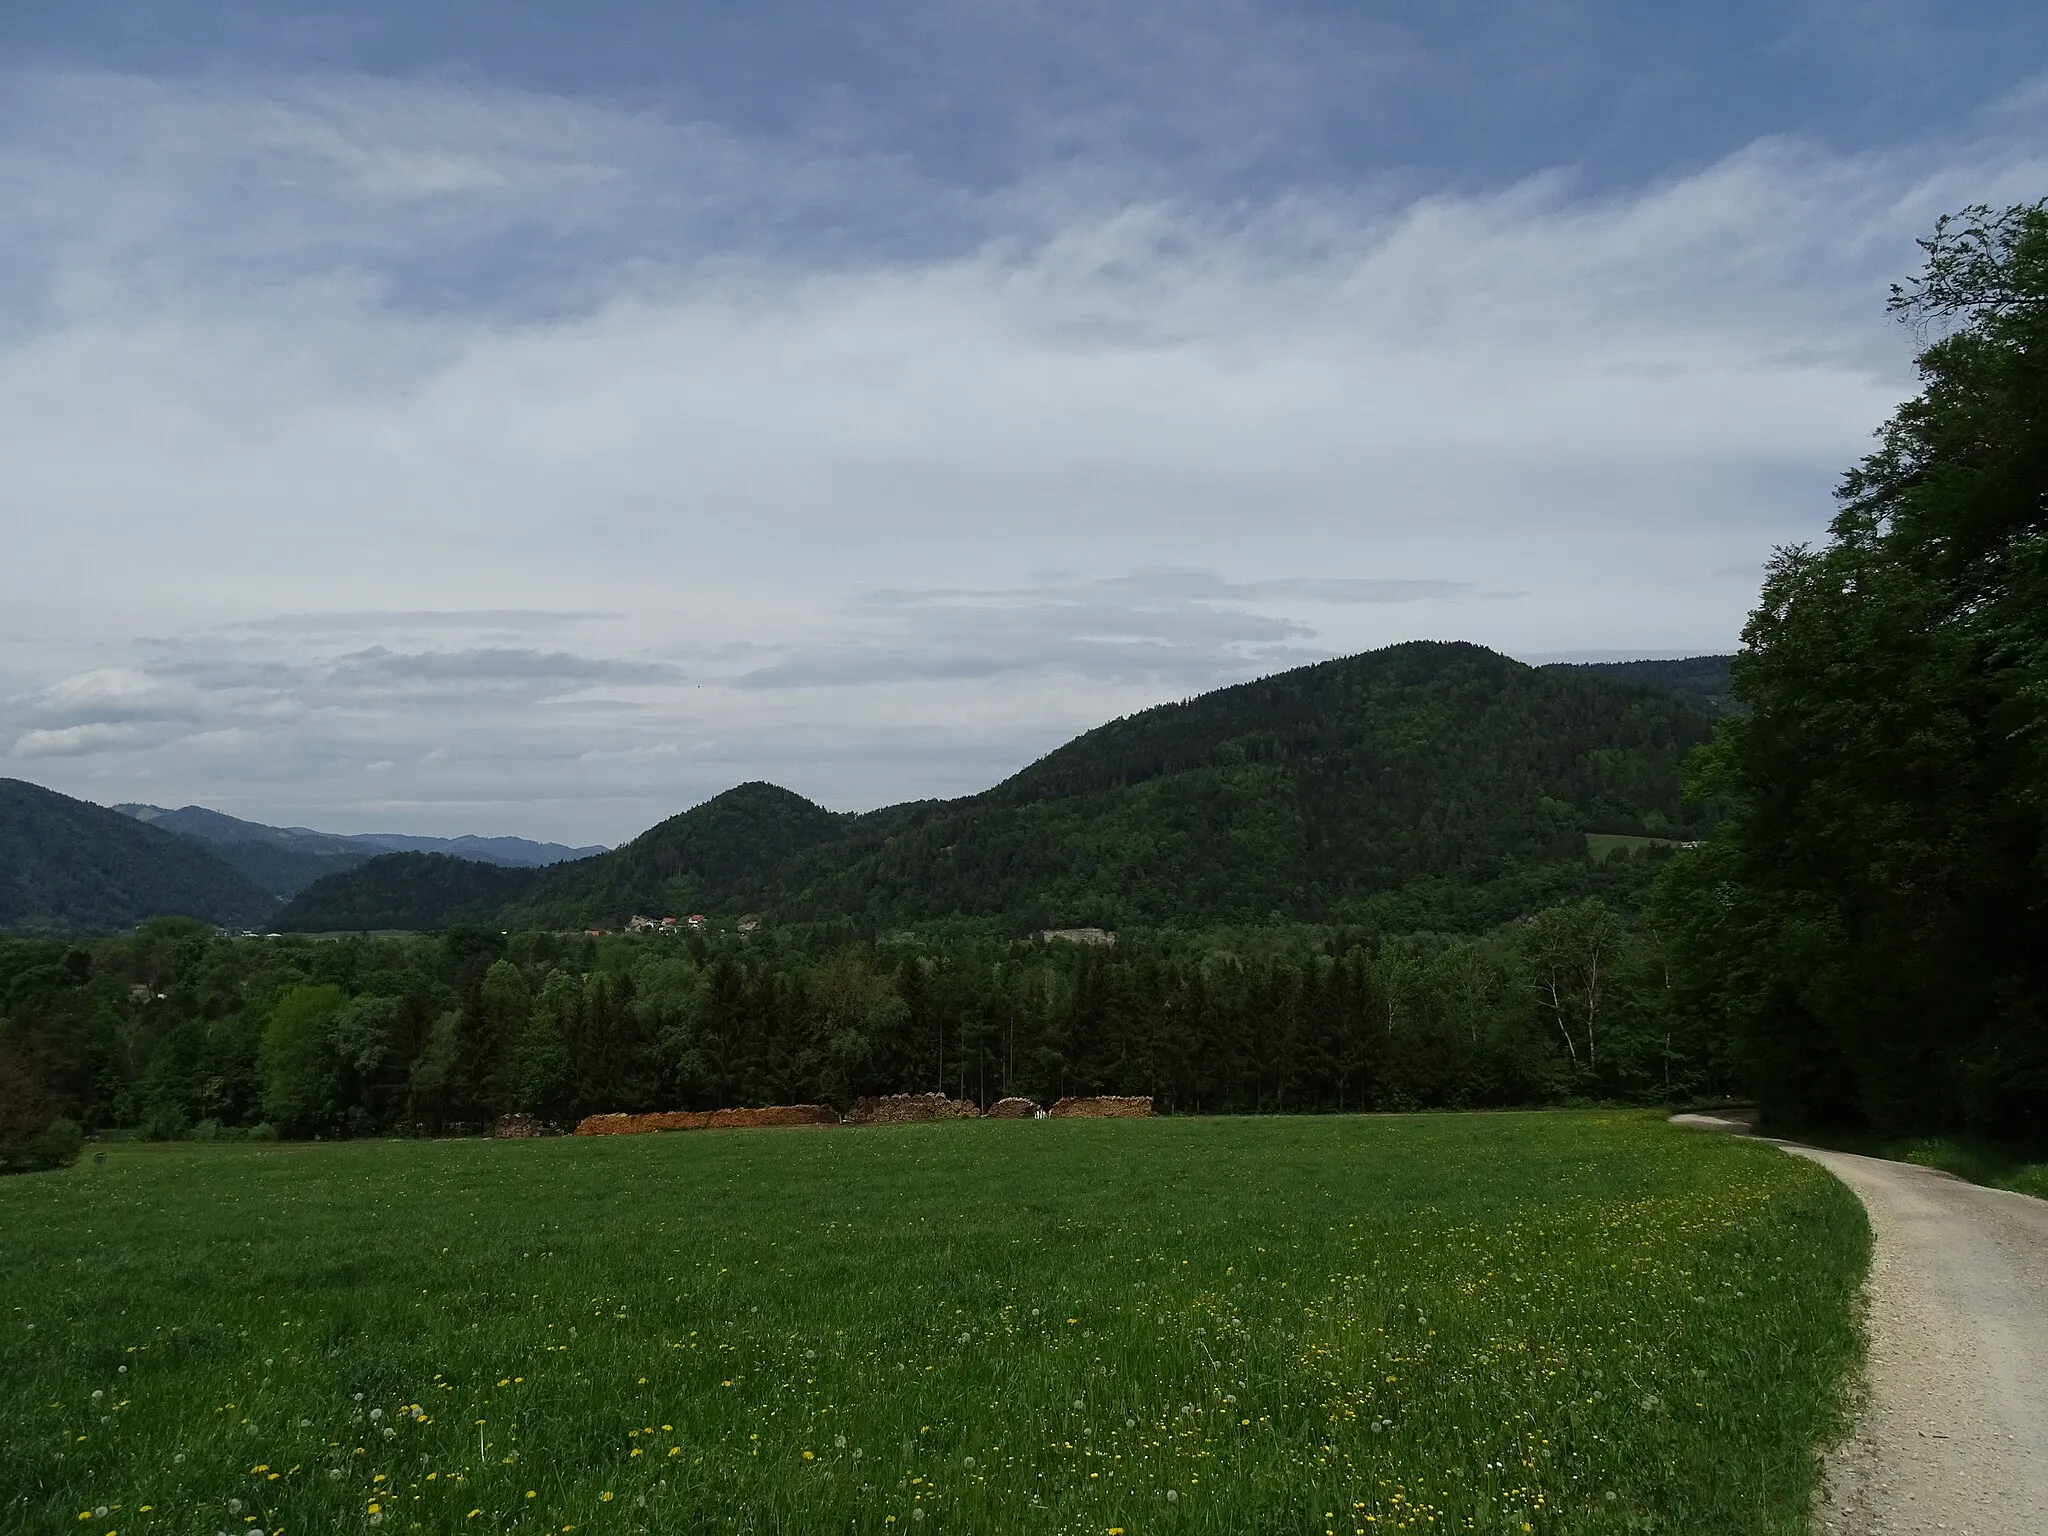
[
  {"x1": 14, "y1": 723, "x2": 142, "y2": 759},
  {"x1": 1, "y1": 70, "x2": 2041, "y2": 840}
]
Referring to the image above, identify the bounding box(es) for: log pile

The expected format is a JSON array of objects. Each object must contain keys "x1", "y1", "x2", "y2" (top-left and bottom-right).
[
  {"x1": 1047, "y1": 1096, "x2": 1153, "y2": 1118},
  {"x1": 573, "y1": 1105, "x2": 839, "y2": 1135},
  {"x1": 844, "y1": 1093, "x2": 982, "y2": 1125},
  {"x1": 984, "y1": 1096, "x2": 1039, "y2": 1118},
  {"x1": 491, "y1": 1113, "x2": 558, "y2": 1138}
]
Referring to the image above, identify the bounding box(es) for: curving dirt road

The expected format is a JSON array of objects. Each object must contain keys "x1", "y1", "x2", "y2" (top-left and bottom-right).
[{"x1": 1674, "y1": 1116, "x2": 2048, "y2": 1535}]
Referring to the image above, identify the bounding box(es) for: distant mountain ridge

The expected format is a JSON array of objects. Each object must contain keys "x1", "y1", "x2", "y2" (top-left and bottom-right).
[
  {"x1": 112, "y1": 803, "x2": 605, "y2": 897},
  {"x1": 279, "y1": 642, "x2": 1734, "y2": 935},
  {"x1": 2, "y1": 779, "x2": 275, "y2": 933}
]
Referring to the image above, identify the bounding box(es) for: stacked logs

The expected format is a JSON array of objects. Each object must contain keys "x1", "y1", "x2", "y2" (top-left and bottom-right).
[
  {"x1": 574, "y1": 1105, "x2": 838, "y2": 1136},
  {"x1": 491, "y1": 1113, "x2": 558, "y2": 1138},
  {"x1": 566, "y1": 1094, "x2": 1153, "y2": 1135},
  {"x1": 1047, "y1": 1096, "x2": 1153, "y2": 1118},
  {"x1": 844, "y1": 1093, "x2": 982, "y2": 1125}
]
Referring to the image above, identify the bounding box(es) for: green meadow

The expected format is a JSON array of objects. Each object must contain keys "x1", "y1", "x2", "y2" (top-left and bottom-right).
[{"x1": 0, "y1": 1113, "x2": 1865, "y2": 1536}]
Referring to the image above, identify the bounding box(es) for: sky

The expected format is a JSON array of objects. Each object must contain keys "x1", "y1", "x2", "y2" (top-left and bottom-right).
[{"x1": 3, "y1": 2, "x2": 2045, "y2": 845}]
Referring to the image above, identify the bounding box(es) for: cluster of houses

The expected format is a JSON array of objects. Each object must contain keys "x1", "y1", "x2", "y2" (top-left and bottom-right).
[{"x1": 620, "y1": 913, "x2": 762, "y2": 936}]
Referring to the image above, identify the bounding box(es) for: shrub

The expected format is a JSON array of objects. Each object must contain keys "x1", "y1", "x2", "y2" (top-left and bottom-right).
[{"x1": 0, "y1": 1115, "x2": 83, "y2": 1175}]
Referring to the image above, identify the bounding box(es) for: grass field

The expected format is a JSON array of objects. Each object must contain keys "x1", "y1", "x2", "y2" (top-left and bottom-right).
[
  {"x1": 0, "y1": 1113, "x2": 1866, "y2": 1536},
  {"x1": 1582, "y1": 834, "x2": 1688, "y2": 862}
]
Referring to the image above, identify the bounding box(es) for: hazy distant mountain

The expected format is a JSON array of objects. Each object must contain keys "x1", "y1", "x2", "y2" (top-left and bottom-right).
[
  {"x1": 280, "y1": 641, "x2": 1724, "y2": 935},
  {"x1": 113, "y1": 803, "x2": 605, "y2": 898},
  {"x1": 345, "y1": 831, "x2": 610, "y2": 865},
  {"x1": 2, "y1": 779, "x2": 275, "y2": 933}
]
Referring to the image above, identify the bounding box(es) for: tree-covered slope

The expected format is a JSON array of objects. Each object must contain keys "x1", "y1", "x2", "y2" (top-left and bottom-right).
[
  {"x1": 743, "y1": 641, "x2": 1714, "y2": 928},
  {"x1": 276, "y1": 782, "x2": 849, "y2": 932},
  {"x1": 115, "y1": 803, "x2": 606, "y2": 897},
  {"x1": 0, "y1": 779, "x2": 276, "y2": 933},
  {"x1": 281, "y1": 643, "x2": 1716, "y2": 933},
  {"x1": 1547, "y1": 655, "x2": 1737, "y2": 717}
]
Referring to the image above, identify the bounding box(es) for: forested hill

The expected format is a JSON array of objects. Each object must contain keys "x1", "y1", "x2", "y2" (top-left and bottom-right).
[
  {"x1": 274, "y1": 783, "x2": 851, "y2": 932},
  {"x1": 112, "y1": 802, "x2": 608, "y2": 897},
  {"x1": 279, "y1": 641, "x2": 1719, "y2": 934},
  {"x1": 1, "y1": 779, "x2": 276, "y2": 933},
  {"x1": 1545, "y1": 656, "x2": 1736, "y2": 718}
]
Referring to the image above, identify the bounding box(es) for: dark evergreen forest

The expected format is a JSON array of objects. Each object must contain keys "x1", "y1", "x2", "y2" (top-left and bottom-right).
[
  {"x1": 1656, "y1": 203, "x2": 2048, "y2": 1146},
  {"x1": 0, "y1": 893, "x2": 1712, "y2": 1146}
]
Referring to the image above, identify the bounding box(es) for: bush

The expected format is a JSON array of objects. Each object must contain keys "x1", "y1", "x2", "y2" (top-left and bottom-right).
[
  {"x1": 143, "y1": 1107, "x2": 189, "y2": 1142},
  {"x1": 245, "y1": 1122, "x2": 279, "y2": 1142},
  {"x1": 0, "y1": 1115, "x2": 83, "y2": 1175}
]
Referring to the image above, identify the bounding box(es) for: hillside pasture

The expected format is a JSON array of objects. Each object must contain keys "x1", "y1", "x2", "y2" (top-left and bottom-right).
[
  {"x1": 0, "y1": 1112, "x2": 1864, "y2": 1534},
  {"x1": 1583, "y1": 833, "x2": 1687, "y2": 862}
]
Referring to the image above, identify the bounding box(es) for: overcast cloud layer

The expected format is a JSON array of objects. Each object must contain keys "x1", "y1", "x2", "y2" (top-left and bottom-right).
[{"x1": 3, "y1": 4, "x2": 2046, "y2": 844}]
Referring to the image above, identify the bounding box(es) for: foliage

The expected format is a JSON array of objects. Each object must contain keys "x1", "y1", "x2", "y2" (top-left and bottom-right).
[
  {"x1": 270, "y1": 852, "x2": 536, "y2": 934},
  {"x1": 0, "y1": 1043, "x2": 83, "y2": 1173},
  {"x1": 1653, "y1": 204, "x2": 2048, "y2": 1143},
  {"x1": 0, "y1": 1114, "x2": 1866, "y2": 1534},
  {"x1": 0, "y1": 778, "x2": 275, "y2": 934},
  {"x1": 0, "y1": 906, "x2": 1728, "y2": 1140},
  {"x1": 1545, "y1": 656, "x2": 1738, "y2": 718},
  {"x1": 279, "y1": 643, "x2": 1718, "y2": 935}
]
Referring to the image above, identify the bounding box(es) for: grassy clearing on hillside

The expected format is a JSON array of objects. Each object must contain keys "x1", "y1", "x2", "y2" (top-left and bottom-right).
[
  {"x1": 1582, "y1": 834, "x2": 1686, "y2": 861},
  {"x1": 0, "y1": 1113, "x2": 1864, "y2": 1536}
]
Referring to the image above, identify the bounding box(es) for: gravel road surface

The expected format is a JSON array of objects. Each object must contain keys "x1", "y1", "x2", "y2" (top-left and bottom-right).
[{"x1": 1673, "y1": 1115, "x2": 2048, "y2": 1535}]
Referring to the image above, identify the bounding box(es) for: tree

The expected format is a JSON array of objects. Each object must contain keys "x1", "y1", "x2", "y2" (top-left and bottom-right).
[
  {"x1": 258, "y1": 984, "x2": 346, "y2": 1132},
  {"x1": 1657, "y1": 203, "x2": 2048, "y2": 1139},
  {"x1": 477, "y1": 959, "x2": 532, "y2": 1113},
  {"x1": 505, "y1": 970, "x2": 575, "y2": 1124},
  {"x1": 1519, "y1": 900, "x2": 1626, "y2": 1080},
  {"x1": 0, "y1": 1047, "x2": 82, "y2": 1173}
]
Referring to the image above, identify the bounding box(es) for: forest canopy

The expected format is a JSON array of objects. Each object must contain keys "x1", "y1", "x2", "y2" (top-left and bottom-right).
[{"x1": 1655, "y1": 202, "x2": 2048, "y2": 1144}]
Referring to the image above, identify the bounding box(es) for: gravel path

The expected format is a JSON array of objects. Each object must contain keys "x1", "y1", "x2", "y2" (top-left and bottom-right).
[{"x1": 1673, "y1": 1116, "x2": 2048, "y2": 1535}]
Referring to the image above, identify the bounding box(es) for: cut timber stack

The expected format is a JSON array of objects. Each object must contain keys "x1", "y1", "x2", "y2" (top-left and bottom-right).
[
  {"x1": 1048, "y1": 1096, "x2": 1153, "y2": 1118},
  {"x1": 845, "y1": 1093, "x2": 982, "y2": 1125},
  {"x1": 575, "y1": 1106, "x2": 838, "y2": 1135}
]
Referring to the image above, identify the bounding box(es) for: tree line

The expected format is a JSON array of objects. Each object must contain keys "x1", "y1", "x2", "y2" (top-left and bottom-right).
[
  {"x1": 1654, "y1": 203, "x2": 2048, "y2": 1147},
  {"x1": 0, "y1": 896, "x2": 1724, "y2": 1145}
]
